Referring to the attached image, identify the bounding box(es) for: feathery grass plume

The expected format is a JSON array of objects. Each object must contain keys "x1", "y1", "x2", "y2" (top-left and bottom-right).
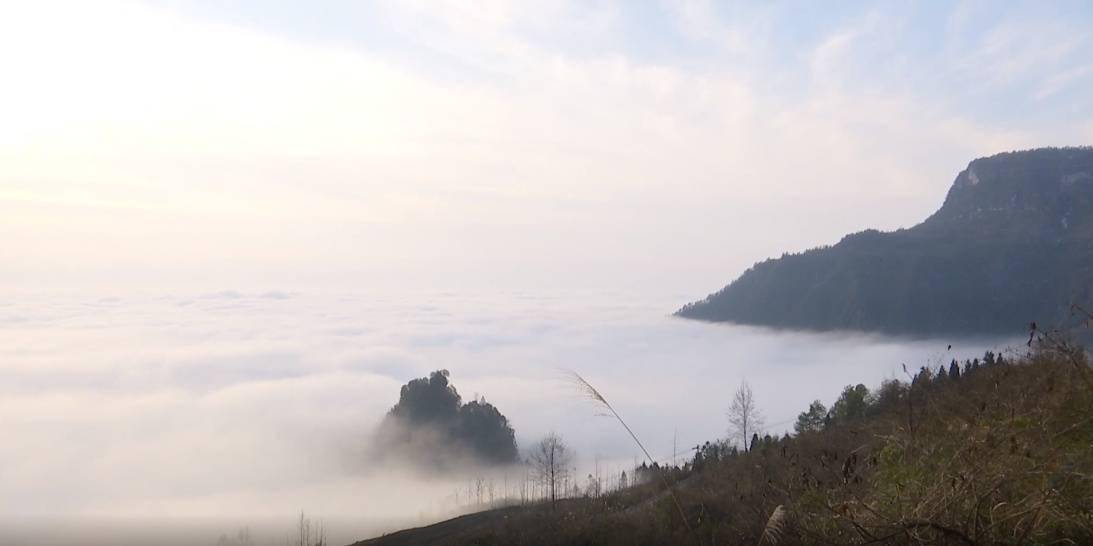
[
  {"x1": 758, "y1": 505, "x2": 788, "y2": 545},
  {"x1": 568, "y1": 371, "x2": 698, "y2": 543}
]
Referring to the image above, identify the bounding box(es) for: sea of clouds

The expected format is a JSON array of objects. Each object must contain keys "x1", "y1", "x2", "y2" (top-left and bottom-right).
[{"x1": 0, "y1": 289, "x2": 1017, "y2": 544}]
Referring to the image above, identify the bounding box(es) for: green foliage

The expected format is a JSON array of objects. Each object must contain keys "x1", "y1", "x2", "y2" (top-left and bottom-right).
[
  {"x1": 868, "y1": 379, "x2": 907, "y2": 416},
  {"x1": 793, "y1": 400, "x2": 827, "y2": 434},
  {"x1": 829, "y1": 383, "x2": 870, "y2": 422}
]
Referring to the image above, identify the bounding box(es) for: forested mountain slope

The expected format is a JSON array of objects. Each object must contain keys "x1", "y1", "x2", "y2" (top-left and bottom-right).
[{"x1": 677, "y1": 147, "x2": 1093, "y2": 334}]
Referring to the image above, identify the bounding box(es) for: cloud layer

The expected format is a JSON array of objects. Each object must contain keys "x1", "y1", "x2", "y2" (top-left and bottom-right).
[{"x1": 0, "y1": 288, "x2": 1016, "y2": 526}]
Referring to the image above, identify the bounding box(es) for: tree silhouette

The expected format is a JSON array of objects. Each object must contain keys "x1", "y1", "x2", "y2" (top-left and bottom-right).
[
  {"x1": 380, "y1": 370, "x2": 518, "y2": 467},
  {"x1": 457, "y1": 397, "x2": 518, "y2": 463},
  {"x1": 528, "y1": 432, "x2": 573, "y2": 509},
  {"x1": 727, "y1": 381, "x2": 764, "y2": 452},
  {"x1": 830, "y1": 384, "x2": 870, "y2": 422},
  {"x1": 388, "y1": 370, "x2": 460, "y2": 425},
  {"x1": 795, "y1": 400, "x2": 828, "y2": 434}
]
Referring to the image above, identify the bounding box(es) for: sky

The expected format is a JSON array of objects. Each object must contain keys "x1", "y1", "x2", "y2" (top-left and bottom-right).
[
  {"x1": 0, "y1": 3, "x2": 1075, "y2": 542},
  {"x1": 3, "y1": 0, "x2": 1092, "y2": 297}
]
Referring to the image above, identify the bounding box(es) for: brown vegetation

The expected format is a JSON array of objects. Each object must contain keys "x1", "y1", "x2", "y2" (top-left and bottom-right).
[{"x1": 355, "y1": 340, "x2": 1092, "y2": 546}]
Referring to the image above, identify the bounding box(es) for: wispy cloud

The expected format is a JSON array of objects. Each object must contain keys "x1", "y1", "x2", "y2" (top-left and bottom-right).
[
  {"x1": 3, "y1": 1, "x2": 1089, "y2": 294},
  {"x1": 1036, "y1": 63, "x2": 1093, "y2": 100}
]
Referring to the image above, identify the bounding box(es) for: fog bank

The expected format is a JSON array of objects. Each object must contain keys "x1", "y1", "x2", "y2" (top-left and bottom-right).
[{"x1": 0, "y1": 289, "x2": 1017, "y2": 543}]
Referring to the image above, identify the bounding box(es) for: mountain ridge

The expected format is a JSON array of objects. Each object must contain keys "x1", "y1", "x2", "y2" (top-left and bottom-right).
[{"x1": 677, "y1": 147, "x2": 1093, "y2": 335}]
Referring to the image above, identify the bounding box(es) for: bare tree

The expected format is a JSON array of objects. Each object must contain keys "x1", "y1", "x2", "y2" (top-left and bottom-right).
[
  {"x1": 727, "y1": 381, "x2": 764, "y2": 452},
  {"x1": 528, "y1": 432, "x2": 572, "y2": 509},
  {"x1": 216, "y1": 527, "x2": 252, "y2": 546},
  {"x1": 295, "y1": 512, "x2": 325, "y2": 546}
]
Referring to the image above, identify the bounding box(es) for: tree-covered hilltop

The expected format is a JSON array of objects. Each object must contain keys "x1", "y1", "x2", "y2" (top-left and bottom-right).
[
  {"x1": 677, "y1": 147, "x2": 1093, "y2": 335},
  {"x1": 374, "y1": 370, "x2": 519, "y2": 469},
  {"x1": 353, "y1": 339, "x2": 1093, "y2": 546}
]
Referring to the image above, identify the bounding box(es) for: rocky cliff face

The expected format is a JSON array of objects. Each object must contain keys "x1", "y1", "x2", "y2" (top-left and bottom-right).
[
  {"x1": 922, "y1": 148, "x2": 1093, "y2": 242},
  {"x1": 677, "y1": 147, "x2": 1093, "y2": 335}
]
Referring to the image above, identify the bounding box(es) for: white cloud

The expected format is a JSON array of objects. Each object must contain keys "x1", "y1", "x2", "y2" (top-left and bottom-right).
[
  {"x1": 4, "y1": 0, "x2": 1077, "y2": 296},
  {"x1": 1036, "y1": 63, "x2": 1093, "y2": 100},
  {"x1": 0, "y1": 3, "x2": 1087, "y2": 541},
  {"x1": 951, "y1": 16, "x2": 1089, "y2": 98},
  {"x1": 0, "y1": 289, "x2": 1015, "y2": 525}
]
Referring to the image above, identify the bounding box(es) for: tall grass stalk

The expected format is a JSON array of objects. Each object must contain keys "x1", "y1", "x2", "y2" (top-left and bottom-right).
[
  {"x1": 758, "y1": 505, "x2": 788, "y2": 545},
  {"x1": 569, "y1": 371, "x2": 699, "y2": 544}
]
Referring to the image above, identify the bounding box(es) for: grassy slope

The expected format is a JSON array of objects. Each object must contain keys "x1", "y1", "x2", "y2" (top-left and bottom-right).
[{"x1": 352, "y1": 347, "x2": 1093, "y2": 545}]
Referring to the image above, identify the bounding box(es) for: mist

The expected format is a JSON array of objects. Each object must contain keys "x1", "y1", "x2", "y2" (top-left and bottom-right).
[
  {"x1": 2, "y1": 0, "x2": 1090, "y2": 544},
  {"x1": 0, "y1": 287, "x2": 1017, "y2": 544}
]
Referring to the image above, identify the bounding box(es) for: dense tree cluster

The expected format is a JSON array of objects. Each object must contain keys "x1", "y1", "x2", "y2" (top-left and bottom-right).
[
  {"x1": 795, "y1": 350, "x2": 1010, "y2": 437},
  {"x1": 378, "y1": 370, "x2": 518, "y2": 468}
]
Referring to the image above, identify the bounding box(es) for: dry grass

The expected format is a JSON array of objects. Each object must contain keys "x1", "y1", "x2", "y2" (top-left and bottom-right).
[
  {"x1": 569, "y1": 371, "x2": 699, "y2": 544},
  {"x1": 362, "y1": 348, "x2": 1092, "y2": 546},
  {"x1": 759, "y1": 505, "x2": 789, "y2": 545}
]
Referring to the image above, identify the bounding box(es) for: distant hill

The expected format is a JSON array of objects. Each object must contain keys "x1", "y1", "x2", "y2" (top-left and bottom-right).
[{"x1": 677, "y1": 147, "x2": 1093, "y2": 335}]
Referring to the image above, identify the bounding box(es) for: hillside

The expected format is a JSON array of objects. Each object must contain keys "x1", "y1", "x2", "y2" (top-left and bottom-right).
[
  {"x1": 677, "y1": 147, "x2": 1093, "y2": 335},
  {"x1": 351, "y1": 342, "x2": 1093, "y2": 545}
]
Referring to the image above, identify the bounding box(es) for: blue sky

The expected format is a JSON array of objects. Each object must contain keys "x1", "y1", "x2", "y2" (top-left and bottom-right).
[
  {"x1": 2, "y1": 1, "x2": 1092, "y2": 294},
  {"x1": 155, "y1": 0, "x2": 1093, "y2": 122}
]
